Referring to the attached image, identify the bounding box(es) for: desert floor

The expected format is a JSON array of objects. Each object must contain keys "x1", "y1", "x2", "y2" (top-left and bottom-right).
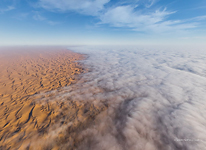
[{"x1": 0, "y1": 47, "x2": 108, "y2": 150}]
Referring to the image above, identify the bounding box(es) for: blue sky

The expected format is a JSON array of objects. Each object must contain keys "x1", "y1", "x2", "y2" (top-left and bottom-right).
[{"x1": 0, "y1": 0, "x2": 206, "y2": 45}]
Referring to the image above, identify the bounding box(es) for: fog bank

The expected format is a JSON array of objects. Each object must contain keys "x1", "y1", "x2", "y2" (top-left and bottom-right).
[
  {"x1": 67, "y1": 45, "x2": 206, "y2": 150},
  {"x1": 28, "y1": 45, "x2": 206, "y2": 150}
]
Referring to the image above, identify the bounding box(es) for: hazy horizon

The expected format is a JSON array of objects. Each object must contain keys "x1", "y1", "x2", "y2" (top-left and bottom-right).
[{"x1": 1, "y1": 0, "x2": 206, "y2": 149}]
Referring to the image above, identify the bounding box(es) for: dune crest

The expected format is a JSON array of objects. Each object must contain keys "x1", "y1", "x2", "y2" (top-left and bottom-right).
[{"x1": 0, "y1": 47, "x2": 100, "y2": 149}]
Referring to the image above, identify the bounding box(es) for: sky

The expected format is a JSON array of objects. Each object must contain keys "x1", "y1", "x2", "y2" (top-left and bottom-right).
[{"x1": 0, "y1": 0, "x2": 206, "y2": 45}]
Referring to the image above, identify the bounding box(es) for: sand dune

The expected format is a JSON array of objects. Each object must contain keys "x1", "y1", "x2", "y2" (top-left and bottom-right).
[
  {"x1": 0, "y1": 47, "x2": 108, "y2": 149},
  {"x1": 4, "y1": 45, "x2": 206, "y2": 150}
]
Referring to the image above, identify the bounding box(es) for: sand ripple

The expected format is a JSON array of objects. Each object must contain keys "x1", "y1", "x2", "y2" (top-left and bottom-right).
[{"x1": 0, "y1": 47, "x2": 106, "y2": 149}]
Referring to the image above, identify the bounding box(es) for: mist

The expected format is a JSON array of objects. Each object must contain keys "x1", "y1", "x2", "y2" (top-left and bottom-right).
[{"x1": 27, "y1": 45, "x2": 206, "y2": 150}]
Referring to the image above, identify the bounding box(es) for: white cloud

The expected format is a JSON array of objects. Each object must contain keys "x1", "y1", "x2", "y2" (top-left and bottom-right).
[
  {"x1": 0, "y1": 6, "x2": 15, "y2": 14},
  {"x1": 187, "y1": 15, "x2": 206, "y2": 21},
  {"x1": 116, "y1": 0, "x2": 157, "y2": 8},
  {"x1": 13, "y1": 13, "x2": 29, "y2": 20},
  {"x1": 37, "y1": 0, "x2": 205, "y2": 33},
  {"x1": 99, "y1": 5, "x2": 197, "y2": 33},
  {"x1": 69, "y1": 45, "x2": 206, "y2": 150},
  {"x1": 145, "y1": 0, "x2": 157, "y2": 8},
  {"x1": 33, "y1": 13, "x2": 46, "y2": 21},
  {"x1": 38, "y1": 0, "x2": 110, "y2": 16},
  {"x1": 24, "y1": 45, "x2": 206, "y2": 149},
  {"x1": 33, "y1": 11, "x2": 60, "y2": 25}
]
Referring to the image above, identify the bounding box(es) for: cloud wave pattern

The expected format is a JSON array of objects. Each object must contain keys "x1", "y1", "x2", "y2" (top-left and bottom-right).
[
  {"x1": 30, "y1": 45, "x2": 206, "y2": 149},
  {"x1": 67, "y1": 45, "x2": 206, "y2": 150}
]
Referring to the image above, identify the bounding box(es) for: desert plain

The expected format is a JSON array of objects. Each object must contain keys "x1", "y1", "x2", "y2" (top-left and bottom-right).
[{"x1": 0, "y1": 46, "x2": 107, "y2": 150}]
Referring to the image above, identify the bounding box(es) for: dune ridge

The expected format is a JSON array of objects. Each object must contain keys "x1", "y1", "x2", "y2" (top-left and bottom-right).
[{"x1": 0, "y1": 47, "x2": 107, "y2": 149}]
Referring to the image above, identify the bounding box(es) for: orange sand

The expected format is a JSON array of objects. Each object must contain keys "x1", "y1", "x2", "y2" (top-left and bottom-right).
[{"x1": 0, "y1": 47, "x2": 107, "y2": 149}]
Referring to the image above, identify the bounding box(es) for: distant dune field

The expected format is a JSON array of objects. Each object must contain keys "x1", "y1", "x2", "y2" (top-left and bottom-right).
[{"x1": 0, "y1": 47, "x2": 107, "y2": 149}]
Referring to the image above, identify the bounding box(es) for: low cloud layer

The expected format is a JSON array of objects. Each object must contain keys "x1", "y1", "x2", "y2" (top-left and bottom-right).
[
  {"x1": 70, "y1": 45, "x2": 206, "y2": 149},
  {"x1": 27, "y1": 45, "x2": 206, "y2": 149}
]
